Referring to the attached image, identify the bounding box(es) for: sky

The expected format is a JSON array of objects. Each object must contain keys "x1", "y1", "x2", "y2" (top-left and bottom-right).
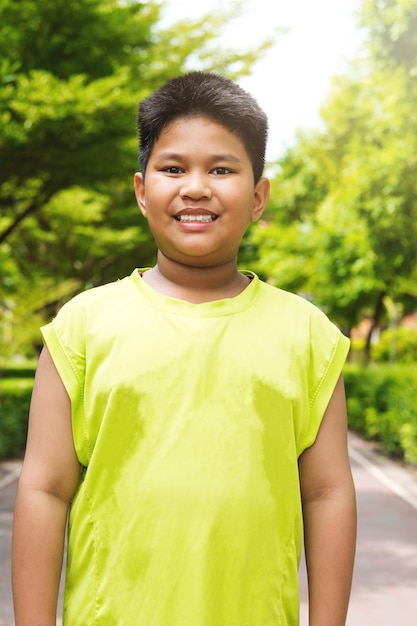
[{"x1": 161, "y1": 0, "x2": 364, "y2": 161}]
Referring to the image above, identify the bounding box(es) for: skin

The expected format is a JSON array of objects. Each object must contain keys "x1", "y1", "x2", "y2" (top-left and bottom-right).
[
  {"x1": 12, "y1": 347, "x2": 80, "y2": 625},
  {"x1": 134, "y1": 115, "x2": 270, "y2": 303},
  {"x1": 299, "y1": 375, "x2": 356, "y2": 625},
  {"x1": 12, "y1": 114, "x2": 356, "y2": 625}
]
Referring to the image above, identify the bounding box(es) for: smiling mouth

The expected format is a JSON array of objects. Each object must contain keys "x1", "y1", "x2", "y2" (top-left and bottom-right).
[{"x1": 174, "y1": 215, "x2": 217, "y2": 223}]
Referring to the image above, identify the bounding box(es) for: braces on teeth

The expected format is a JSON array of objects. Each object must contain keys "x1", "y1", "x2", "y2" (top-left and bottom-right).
[{"x1": 176, "y1": 215, "x2": 216, "y2": 222}]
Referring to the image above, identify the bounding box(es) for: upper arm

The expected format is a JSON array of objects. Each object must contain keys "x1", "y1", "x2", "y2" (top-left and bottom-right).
[
  {"x1": 299, "y1": 375, "x2": 353, "y2": 503},
  {"x1": 19, "y1": 346, "x2": 81, "y2": 503}
]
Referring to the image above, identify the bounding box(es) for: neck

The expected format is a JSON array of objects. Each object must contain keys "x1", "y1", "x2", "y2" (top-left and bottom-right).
[{"x1": 142, "y1": 253, "x2": 250, "y2": 303}]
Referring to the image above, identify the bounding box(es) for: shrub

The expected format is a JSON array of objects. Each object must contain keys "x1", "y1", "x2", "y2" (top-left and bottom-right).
[
  {"x1": 371, "y1": 326, "x2": 417, "y2": 363},
  {"x1": 0, "y1": 379, "x2": 32, "y2": 458},
  {"x1": 344, "y1": 363, "x2": 417, "y2": 464}
]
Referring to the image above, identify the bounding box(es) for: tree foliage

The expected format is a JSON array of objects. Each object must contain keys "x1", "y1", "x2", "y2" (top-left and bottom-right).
[
  {"x1": 0, "y1": 0, "x2": 274, "y2": 358},
  {"x1": 249, "y1": 0, "x2": 417, "y2": 353},
  {"x1": 360, "y1": 0, "x2": 417, "y2": 69}
]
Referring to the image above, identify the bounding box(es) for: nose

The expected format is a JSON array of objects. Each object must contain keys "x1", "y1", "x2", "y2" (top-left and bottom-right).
[{"x1": 179, "y1": 171, "x2": 212, "y2": 200}]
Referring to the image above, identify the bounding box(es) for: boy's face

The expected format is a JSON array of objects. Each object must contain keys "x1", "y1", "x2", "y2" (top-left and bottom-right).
[{"x1": 134, "y1": 115, "x2": 269, "y2": 269}]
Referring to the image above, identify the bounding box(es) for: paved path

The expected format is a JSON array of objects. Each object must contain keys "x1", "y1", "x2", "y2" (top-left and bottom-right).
[
  {"x1": 1, "y1": 433, "x2": 417, "y2": 625},
  {"x1": 300, "y1": 432, "x2": 417, "y2": 625},
  {"x1": 344, "y1": 432, "x2": 417, "y2": 625},
  {"x1": 0, "y1": 463, "x2": 20, "y2": 626}
]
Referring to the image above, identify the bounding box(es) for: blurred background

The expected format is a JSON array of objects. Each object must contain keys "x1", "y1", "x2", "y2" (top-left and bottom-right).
[
  {"x1": 1, "y1": 4, "x2": 417, "y2": 625},
  {"x1": 0, "y1": 0, "x2": 416, "y2": 508}
]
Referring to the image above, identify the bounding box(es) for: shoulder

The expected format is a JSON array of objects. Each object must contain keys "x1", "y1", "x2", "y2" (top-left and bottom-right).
[
  {"x1": 45, "y1": 273, "x2": 142, "y2": 341},
  {"x1": 256, "y1": 279, "x2": 328, "y2": 320},
  {"x1": 56, "y1": 272, "x2": 137, "y2": 316},
  {"x1": 255, "y1": 278, "x2": 349, "y2": 351}
]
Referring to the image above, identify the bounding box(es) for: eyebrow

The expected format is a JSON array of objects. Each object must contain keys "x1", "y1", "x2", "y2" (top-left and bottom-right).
[
  {"x1": 211, "y1": 153, "x2": 242, "y2": 164},
  {"x1": 153, "y1": 152, "x2": 242, "y2": 164}
]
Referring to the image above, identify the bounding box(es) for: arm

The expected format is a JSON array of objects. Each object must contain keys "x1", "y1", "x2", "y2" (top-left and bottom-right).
[
  {"x1": 12, "y1": 347, "x2": 81, "y2": 625},
  {"x1": 299, "y1": 375, "x2": 356, "y2": 626}
]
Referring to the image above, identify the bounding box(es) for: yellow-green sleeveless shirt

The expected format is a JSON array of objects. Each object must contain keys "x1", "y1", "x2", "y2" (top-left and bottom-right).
[{"x1": 41, "y1": 270, "x2": 349, "y2": 625}]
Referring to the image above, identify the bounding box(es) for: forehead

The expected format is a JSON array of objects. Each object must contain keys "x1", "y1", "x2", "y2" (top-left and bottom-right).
[{"x1": 155, "y1": 115, "x2": 247, "y2": 155}]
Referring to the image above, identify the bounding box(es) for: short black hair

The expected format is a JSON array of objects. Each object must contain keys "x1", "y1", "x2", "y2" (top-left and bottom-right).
[{"x1": 137, "y1": 71, "x2": 268, "y2": 182}]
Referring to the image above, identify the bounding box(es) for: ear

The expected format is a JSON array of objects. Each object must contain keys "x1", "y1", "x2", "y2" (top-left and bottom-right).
[
  {"x1": 134, "y1": 172, "x2": 147, "y2": 218},
  {"x1": 251, "y1": 177, "x2": 270, "y2": 222}
]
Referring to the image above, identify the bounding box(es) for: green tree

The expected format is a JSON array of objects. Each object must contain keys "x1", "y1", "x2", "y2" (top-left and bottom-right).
[
  {"x1": 250, "y1": 0, "x2": 417, "y2": 355},
  {"x1": 0, "y1": 0, "x2": 275, "y2": 359},
  {"x1": 241, "y1": 140, "x2": 327, "y2": 296},
  {"x1": 360, "y1": 0, "x2": 417, "y2": 69}
]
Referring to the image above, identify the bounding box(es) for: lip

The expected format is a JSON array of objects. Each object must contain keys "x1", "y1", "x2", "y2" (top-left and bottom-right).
[{"x1": 174, "y1": 208, "x2": 217, "y2": 218}]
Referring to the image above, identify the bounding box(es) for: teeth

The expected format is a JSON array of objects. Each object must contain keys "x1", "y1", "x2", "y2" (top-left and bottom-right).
[{"x1": 176, "y1": 214, "x2": 216, "y2": 222}]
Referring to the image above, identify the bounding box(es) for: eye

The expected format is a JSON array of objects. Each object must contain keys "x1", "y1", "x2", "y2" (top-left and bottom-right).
[
  {"x1": 211, "y1": 167, "x2": 232, "y2": 175},
  {"x1": 162, "y1": 166, "x2": 184, "y2": 174}
]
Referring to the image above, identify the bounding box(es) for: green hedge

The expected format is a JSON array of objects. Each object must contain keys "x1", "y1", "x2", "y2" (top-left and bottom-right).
[
  {"x1": 344, "y1": 363, "x2": 417, "y2": 465},
  {"x1": 0, "y1": 379, "x2": 33, "y2": 459},
  {"x1": 371, "y1": 327, "x2": 417, "y2": 363},
  {"x1": 1, "y1": 364, "x2": 417, "y2": 465}
]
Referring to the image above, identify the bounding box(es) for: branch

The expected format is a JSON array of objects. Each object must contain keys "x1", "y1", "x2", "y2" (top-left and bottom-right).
[{"x1": 0, "y1": 193, "x2": 52, "y2": 245}]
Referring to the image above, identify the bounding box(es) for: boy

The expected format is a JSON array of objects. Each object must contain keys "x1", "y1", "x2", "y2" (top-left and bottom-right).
[{"x1": 12, "y1": 72, "x2": 356, "y2": 625}]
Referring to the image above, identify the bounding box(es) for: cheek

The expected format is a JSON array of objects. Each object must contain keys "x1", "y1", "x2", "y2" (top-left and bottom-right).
[
  {"x1": 148, "y1": 182, "x2": 178, "y2": 209},
  {"x1": 221, "y1": 181, "x2": 254, "y2": 205},
  {"x1": 226, "y1": 191, "x2": 257, "y2": 222}
]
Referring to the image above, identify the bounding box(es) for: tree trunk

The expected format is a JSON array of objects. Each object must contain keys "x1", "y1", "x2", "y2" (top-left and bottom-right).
[{"x1": 364, "y1": 291, "x2": 386, "y2": 363}]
